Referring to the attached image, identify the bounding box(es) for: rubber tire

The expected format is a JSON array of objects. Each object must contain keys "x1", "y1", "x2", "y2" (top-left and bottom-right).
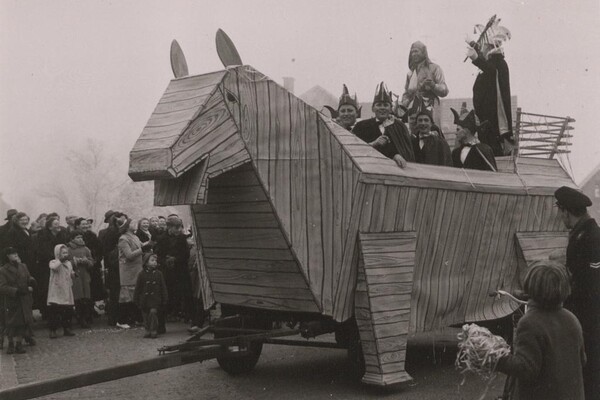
[{"x1": 216, "y1": 341, "x2": 263, "y2": 375}]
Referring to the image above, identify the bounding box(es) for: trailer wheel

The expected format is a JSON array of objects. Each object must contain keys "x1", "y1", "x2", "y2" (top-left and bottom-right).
[
  {"x1": 215, "y1": 316, "x2": 269, "y2": 375},
  {"x1": 216, "y1": 341, "x2": 263, "y2": 375}
]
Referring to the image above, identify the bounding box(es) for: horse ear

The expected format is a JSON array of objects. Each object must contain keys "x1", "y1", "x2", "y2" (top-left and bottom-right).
[
  {"x1": 170, "y1": 40, "x2": 189, "y2": 78},
  {"x1": 216, "y1": 29, "x2": 243, "y2": 67}
]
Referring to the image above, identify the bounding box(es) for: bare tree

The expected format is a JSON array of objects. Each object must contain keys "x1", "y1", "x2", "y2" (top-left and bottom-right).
[{"x1": 37, "y1": 184, "x2": 71, "y2": 214}]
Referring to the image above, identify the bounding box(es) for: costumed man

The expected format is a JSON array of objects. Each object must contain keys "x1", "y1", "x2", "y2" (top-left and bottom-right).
[
  {"x1": 411, "y1": 109, "x2": 452, "y2": 167},
  {"x1": 466, "y1": 17, "x2": 513, "y2": 157},
  {"x1": 324, "y1": 84, "x2": 361, "y2": 131},
  {"x1": 451, "y1": 107, "x2": 497, "y2": 171},
  {"x1": 353, "y1": 82, "x2": 415, "y2": 168},
  {"x1": 401, "y1": 41, "x2": 449, "y2": 119},
  {"x1": 0, "y1": 247, "x2": 36, "y2": 354},
  {"x1": 554, "y1": 186, "x2": 600, "y2": 400}
]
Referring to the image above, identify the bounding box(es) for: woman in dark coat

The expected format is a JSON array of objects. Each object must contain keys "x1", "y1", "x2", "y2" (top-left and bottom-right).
[
  {"x1": 0, "y1": 248, "x2": 36, "y2": 354},
  {"x1": 75, "y1": 218, "x2": 104, "y2": 303},
  {"x1": 6, "y1": 213, "x2": 36, "y2": 275}
]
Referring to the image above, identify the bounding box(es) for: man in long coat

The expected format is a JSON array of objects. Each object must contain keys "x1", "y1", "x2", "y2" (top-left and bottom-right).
[
  {"x1": 353, "y1": 82, "x2": 415, "y2": 168},
  {"x1": 466, "y1": 23, "x2": 513, "y2": 156},
  {"x1": 554, "y1": 187, "x2": 600, "y2": 399},
  {"x1": 0, "y1": 247, "x2": 36, "y2": 354}
]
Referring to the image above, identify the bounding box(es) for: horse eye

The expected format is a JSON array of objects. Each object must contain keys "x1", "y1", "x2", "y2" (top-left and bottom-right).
[{"x1": 226, "y1": 90, "x2": 238, "y2": 103}]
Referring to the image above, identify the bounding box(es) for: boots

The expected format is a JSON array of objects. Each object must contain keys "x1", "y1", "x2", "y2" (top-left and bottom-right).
[
  {"x1": 49, "y1": 330, "x2": 57, "y2": 339},
  {"x1": 6, "y1": 340, "x2": 14, "y2": 354},
  {"x1": 24, "y1": 336, "x2": 36, "y2": 346},
  {"x1": 14, "y1": 341, "x2": 26, "y2": 354}
]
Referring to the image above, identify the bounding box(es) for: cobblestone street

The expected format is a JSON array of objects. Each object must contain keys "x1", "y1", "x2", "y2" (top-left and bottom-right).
[{"x1": 0, "y1": 314, "x2": 506, "y2": 400}]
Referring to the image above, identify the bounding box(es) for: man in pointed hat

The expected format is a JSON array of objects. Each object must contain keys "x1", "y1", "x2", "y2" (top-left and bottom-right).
[
  {"x1": 324, "y1": 84, "x2": 361, "y2": 131},
  {"x1": 466, "y1": 18, "x2": 513, "y2": 157},
  {"x1": 401, "y1": 41, "x2": 448, "y2": 118},
  {"x1": 451, "y1": 106, "x2": 497, "y2": 172},
  {"x1": 353, "y1": 82, "x2": 415, "y2": 168}
]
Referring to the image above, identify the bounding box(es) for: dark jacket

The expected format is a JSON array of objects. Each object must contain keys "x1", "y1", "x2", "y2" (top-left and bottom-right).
[
  {"x1": 412, "y1": 134, "x2": 452, "y2": 167},
  {"x1": 496, "y1": 306, "x2": 585, "y2": 400},
  {"x1": 452, "y1": 143, "x2": 497, "y2": 171},
  {"x1": 0, "y1": 262, "x2": 36, "y2": 329},
  {"x1": 352, "y1": 118, "x2": 415, "y2": 162},
  {"x1": 5, "y1": 226, "x2": 36, "y2": 273},
  {"x1": 134, "y1": 268, "x2": 168, "y2": 310},
  {"x1": 472, "y1": 53, "x2": 512, "y2": 156}
]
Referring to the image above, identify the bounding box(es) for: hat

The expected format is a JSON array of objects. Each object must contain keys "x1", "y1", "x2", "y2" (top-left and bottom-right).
[
  {"x1": 103, "y1": 210, "x2": 116, "y2": 223},
  {"x1": 451, "y1": 107, "x2": 483, "y2": 134},
  {"x1": 324, "y1": 84, "x2": 361, "y2": 118},
  {"x1": 3, "y1": 246, "x2": 18, "y2": 255},
  {"x1": 415, "y1": 109, "x2": 434, "y2": 122},
  {"x1": 5, "y1": 209, "x2": 17, "y2": 221},
  {"x1": 373, "y1": 82, "x2": 393, "y2": 104},
  {"x1": 142, "y1": 252, "x2": 157, "y2": 267},
  {"x1": 166, "y1": 216, "x2": 183, "y2": 228},
  {"x1": 554, "y1": 186, "x2": 592, "y2": 209}
]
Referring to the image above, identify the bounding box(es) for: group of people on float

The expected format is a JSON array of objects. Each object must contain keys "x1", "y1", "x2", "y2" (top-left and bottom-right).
[
  {"x1": 0, "y1": 209, "x2": 206, "y2": 354},
  {"x1": 326, "y1": 30, "x2": 513, "y2": 174}
]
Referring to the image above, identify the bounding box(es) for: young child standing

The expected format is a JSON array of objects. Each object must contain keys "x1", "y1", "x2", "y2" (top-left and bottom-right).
[
  {"x1": 495, "y1": 261, "x2": 586, "y2": 400},
  {"x1": 134, "y1": 253, "x2": 167, "y2": 338},
  {"x1": 47, "y1": 244, "x2": 76, "y2": 338},
  {"x1": 68, "y1": 230, "x2": 94, "y2": 328}
]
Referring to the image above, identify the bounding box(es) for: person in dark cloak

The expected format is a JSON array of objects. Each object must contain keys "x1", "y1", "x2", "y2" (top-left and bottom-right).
[
  {"x1": 0, "y1": 247, "x2": 36, "y2": 354},
  {"x1": 0, "y1": 209, "x2": 18, "y2": 251},
  {"x1": 466, "y1": 19, "x2": 514, "y2": 156},
  {"x1": 352, "y1": 82, "x2": 415, "y2": 168},
  {"x1": 155, "y1": 216, "x2": 192, "y2": 326},
  {"x1": 554, "y1": 187, "x2": 600, "y2": 399},
  {"x1": 324, "y1": 84, "x2": 361, "y2": 131},
  {"x1": 451, "y1": 107, "x2": 497, "y2": 172},
  {"x1": 411, "y1": 109, "x2": 452, "y2": 167}
]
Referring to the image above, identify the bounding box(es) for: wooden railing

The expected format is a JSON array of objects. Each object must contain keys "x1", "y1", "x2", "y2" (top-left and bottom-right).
[{"x1": 515, "y1": 108, "x2": 575, "y2": 159}]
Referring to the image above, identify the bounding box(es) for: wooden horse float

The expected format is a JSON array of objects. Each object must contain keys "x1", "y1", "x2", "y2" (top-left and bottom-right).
[
  {"x1": 0, "y1": 30, "x2": 577, "y2": 400},
  {"x1": 127, "y1": 30, "x2": 576, "y2": 386}
]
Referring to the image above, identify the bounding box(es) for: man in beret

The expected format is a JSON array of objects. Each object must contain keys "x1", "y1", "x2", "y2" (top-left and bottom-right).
[{"x1": 555, "y1": 186, "x2": 600, "y2": 399}]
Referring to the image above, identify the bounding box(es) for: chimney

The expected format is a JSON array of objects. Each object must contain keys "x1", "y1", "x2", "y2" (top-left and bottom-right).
[{"x1": 283, "y1": 77, "x2": 295, "y2": 94}]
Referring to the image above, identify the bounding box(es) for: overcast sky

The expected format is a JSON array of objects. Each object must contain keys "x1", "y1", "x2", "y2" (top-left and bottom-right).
[{"x1": 1, "y1": 0, "x2": 599, "y2": 208}]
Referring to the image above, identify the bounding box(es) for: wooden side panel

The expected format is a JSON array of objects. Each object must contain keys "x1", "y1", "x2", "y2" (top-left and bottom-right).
[
  {"x1": 153, "y1": 157, "x2": 208, "y2": 206},
  {"x1": 189, "y1": 209, "x2": 215, "y2": 310},
  {"x1": 355, "y1": 232, "x2": 415, "y2": 386},
  {"x1": 193, "y1": 164, "x2": 318, "y2": 313}
]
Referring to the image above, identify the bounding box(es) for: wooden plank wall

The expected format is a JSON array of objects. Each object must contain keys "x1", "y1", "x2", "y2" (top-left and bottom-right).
[
  {"x1": 153, "y1": 157, "x2": 209, "y2": 206},
  {"x1": 345, "y1": 183, "x2": 567, "y2": 332},
  {"x1": 514, "y1": 231, "x2": 569, "y2": 287},
  {"x1": 220, "y1": 67, "x2": 362, "y2": 317},
  {"x1": 192, "y1": 163, "x2": 319, "y2": 313},
  {"x1": 355, "y1": 232, "x2": 415, "y2": 386}
]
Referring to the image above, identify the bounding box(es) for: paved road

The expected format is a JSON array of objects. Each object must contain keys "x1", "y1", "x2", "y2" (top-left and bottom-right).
[{"x1": 1, "y1": 317, "x2": 505, "y2": 399}]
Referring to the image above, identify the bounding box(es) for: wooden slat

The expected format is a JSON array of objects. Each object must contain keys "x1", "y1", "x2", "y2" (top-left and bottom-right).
[
  {"x1": 202, "y1": 248, "x2": 294, "y2": 261},
  {"x1": 153, "y1": 157, "x2": 208, "y2": 206},
  {"x1": 195, "y1": 212, "x2": 279, "y2": 228},
  {"x1": 206, "y1": 185, "x2": 268, "y2": 203},
  {"x1": 128, "y1": 148, "x2": 174, "y2": 181},
  {"x1": 205, "y1": 258, "x2": 299, "y2": 273},
  {"x1": 318, "y1": 117, "x2": 334, "y2": 314},
  {"x1": 211, "y1": 291, "x2": 318, "y2": 313},
  {"x1": 200, "y1": 228, "x2": 289, "y2": 249}
]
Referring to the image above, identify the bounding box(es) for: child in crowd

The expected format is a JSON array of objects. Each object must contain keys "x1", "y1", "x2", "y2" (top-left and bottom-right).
[
  {"x1": 47, "y1": 244, "x2": 76, "y2": 338},
  {"x1": 0, "y1": 247, "x2": 36, "y2": 354},
  {"x1": 495, "y1": 260, "x2": 586, "y2": 400},
  {"x1": 134, "y1": 253, "x2": 167, "y2": 338},
  {"x1": 68, "y1": 230, "x2": 94, "y2": 328}
]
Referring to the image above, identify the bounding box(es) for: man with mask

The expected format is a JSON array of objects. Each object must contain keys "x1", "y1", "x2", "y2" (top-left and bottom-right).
[
  {"x1": 411, "y1": 110, "x2": 452, "y2": 167},
  {"x1": 401, "y1": 41, "x2": 449, "y2": 117},
  {"x1": 353, "y1": 82, "x2": 415, "y2": 168},
  {"x1": 324, "y1": 84, "x2": 360, "y2": 131}
]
